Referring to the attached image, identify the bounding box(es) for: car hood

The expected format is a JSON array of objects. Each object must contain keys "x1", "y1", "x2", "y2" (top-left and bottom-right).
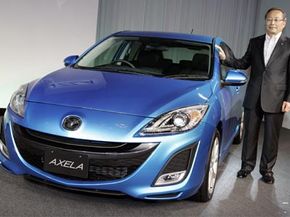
[{"x1": 27, "y1": 68, "x2": 212, "y2": 117}]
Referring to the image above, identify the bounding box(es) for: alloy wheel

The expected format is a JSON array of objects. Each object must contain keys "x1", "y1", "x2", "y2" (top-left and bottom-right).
[{"x1": 208, "y1": 136, "x2": 219, "y2": 194}]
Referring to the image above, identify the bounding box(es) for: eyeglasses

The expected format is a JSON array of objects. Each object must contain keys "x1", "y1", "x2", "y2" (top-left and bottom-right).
[{"x1": 266, "y1": 18, "x2": 285, "y2": 23}]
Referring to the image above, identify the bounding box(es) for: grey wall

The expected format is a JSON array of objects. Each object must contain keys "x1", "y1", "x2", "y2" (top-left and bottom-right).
[
  {"x1": 0, "y1": 0, "x2": 99, "y2": 108},
  {"x1": 255, "y1": 0, "x2": 290, "y2": 36},
  {"x1": 97, "y1": 0, "x2": 258, "y2": 57}
]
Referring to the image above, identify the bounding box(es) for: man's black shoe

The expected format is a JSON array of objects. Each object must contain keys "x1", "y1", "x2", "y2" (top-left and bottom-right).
[
  {"x1": 237, "y1": 169, "x2": 251, "y2": 178},
  {"x1": 262, "y1": 173, "x2": 275, "y2": 184}
]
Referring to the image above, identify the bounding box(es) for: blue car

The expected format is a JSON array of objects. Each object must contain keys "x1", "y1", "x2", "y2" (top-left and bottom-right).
[{"x1": 0, "y1": 31, "x2": 247, "y2": 201}]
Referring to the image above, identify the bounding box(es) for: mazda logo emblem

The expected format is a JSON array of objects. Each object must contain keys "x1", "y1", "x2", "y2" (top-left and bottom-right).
[{"x1": 62, "y1": 115, "x2": 82, "y2": 131}]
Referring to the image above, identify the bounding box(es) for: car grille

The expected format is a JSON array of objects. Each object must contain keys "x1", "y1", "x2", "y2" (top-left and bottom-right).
[{"x1": 12, "y1": 124, "x2": 158, "y2": 181}]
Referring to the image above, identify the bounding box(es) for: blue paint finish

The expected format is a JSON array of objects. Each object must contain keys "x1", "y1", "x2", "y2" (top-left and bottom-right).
[
  {"x1": 114, "y1": 31, "x2": 214, "y2": 44},
  {"x1": 27, "y1": 68, "x2": 211, "y2": 118},
  {"x1": 0, "y1": 31, "x2": 246, "y2": 200}
]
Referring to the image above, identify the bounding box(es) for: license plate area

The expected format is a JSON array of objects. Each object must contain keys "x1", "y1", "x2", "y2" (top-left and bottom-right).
[{"x1": 43, "y1": 149, "x2": 88, "y2": 179}]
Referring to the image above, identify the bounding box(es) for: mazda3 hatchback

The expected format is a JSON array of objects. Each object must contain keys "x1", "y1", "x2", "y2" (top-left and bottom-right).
[{"x1": 0, "y1": 31, "x2": 247, "y2": 201}]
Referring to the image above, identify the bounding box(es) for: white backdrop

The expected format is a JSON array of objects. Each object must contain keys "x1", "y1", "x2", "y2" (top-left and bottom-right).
[{"x1": 0, "y1": 0, "x2": 99, "y2": 108}]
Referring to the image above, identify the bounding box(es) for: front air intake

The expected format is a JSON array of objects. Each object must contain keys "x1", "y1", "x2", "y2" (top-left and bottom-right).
[{"x1": 153, "y1": 144, "x2": 197, "y2": 186}]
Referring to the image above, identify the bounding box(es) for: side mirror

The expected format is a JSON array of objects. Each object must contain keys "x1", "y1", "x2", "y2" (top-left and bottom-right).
[
  {"x1": 64, "y1": 55, "x2": 79, "y2": 66},
  {"x1": 222, "y1": 69, "x2": 247, "y2": 86}
]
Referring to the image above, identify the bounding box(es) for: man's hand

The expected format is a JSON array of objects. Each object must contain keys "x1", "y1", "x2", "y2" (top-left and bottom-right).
[
  {"x1": 282, "y1": 101, "x2": 290, "y2": 112},
  {"x1": 215, "y1": 45, "x2": 226, "y2": 61}
]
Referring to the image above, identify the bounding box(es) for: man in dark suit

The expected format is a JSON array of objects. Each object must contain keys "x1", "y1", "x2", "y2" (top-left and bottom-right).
[{"x1": 217, "y1": 7, "x2": 290, "y2": 184}]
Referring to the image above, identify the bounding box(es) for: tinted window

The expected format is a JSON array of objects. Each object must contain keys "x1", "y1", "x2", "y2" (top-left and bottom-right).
[{"x1": 76, "y1": 36, "x2": 211, "y2": 80}]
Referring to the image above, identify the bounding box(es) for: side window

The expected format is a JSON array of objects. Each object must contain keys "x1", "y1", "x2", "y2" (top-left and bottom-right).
[
  {"x1": 219, "y1": 42, "x2": 235, "y2": 80},
  {"x1": 220, "y1": 42, "x2": 235, "y2": 63}
]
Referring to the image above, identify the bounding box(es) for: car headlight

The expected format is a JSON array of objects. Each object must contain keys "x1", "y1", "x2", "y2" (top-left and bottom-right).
[
  {"x1": 140, "y1": 105, "x2": 208, "y2": 135},
  {"x1": 9, "y1": 84, "x2": 28, "y2": 117}
]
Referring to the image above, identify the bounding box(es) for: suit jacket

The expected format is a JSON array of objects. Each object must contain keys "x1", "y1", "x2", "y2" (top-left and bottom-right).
[{"x1": 223, "y1": 34, "x2": 290, "y2": 113}]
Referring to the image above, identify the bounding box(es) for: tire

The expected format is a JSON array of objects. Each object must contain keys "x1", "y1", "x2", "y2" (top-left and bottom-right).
[
  {"x1": 233, "y1": 111, "x2": 244, "y2": 144},
  {"x1": 192, "y1": 130, "x2": 220, "y2": 202}
]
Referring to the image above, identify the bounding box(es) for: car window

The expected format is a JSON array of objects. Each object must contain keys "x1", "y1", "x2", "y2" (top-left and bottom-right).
[
  {"x1": 163, "y1": 47, "x2": 193, "y2": 63},
  {"x1": 76, "y1": 36, "x2": 212, "y2": 80},
  {"x1": 94, "y1": 39, "x2": 123, "y2": 65},
  {"x1": 219, "y1": 42, "x2": 235, "y2": 80},
  {"x1": 219, "y1": 42, "x2": 235, "y2": 63}
]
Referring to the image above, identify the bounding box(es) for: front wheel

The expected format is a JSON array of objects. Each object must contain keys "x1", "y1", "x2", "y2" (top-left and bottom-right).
[{"x1": 192, "y1": 130, "x2": 220, "y2": 202}]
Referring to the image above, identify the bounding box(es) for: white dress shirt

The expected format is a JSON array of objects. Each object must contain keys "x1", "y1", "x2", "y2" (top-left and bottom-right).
[{"x1": 264, "y1": 32, "x2": 282, "y2": 65}]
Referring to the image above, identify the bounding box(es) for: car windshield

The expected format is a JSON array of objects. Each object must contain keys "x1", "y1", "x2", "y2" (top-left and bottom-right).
[{"x1": 75, "y1": 36, "x2": 212, "y2": 80}]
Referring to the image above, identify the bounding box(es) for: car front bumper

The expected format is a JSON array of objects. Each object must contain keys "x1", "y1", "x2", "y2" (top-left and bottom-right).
[{"x1": 0, "y1": 107, "x2": 216, "y2": 200}]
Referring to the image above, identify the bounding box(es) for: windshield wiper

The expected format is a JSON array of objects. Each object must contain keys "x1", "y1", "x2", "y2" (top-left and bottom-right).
[
  {"x1": 119, "y1": 68, "x2": 162, "y2": 76},
  {"x1": 164, "y1": 74, "x2": 208, "y2": 80},
  {"x1": 73, "y1": 64, "x2": 118, "y2": 71},
  {"x1": 75, "y1": 64, "x2": 162, "y2": 76},
  {"x1": 92, "y1": 66, "x2": 143, "y2": 75},
  {"x1": 73, "y1": 65, "x2": 95, "y2": 70},
  {"x1": 94, "y1": 65, "x2": 162, "y2": 76}
]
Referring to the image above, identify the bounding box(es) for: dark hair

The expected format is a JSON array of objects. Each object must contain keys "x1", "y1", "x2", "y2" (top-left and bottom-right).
[{"x1": 265, "y1": 7, "x2": 287, "y2": 20}]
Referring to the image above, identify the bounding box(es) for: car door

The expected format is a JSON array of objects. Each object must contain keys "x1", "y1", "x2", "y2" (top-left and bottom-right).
[
  {"x1": 218, "y1": 42, "x2": 243, "y2": 154},
  {"x1": 220, "y1": 42, "x2": 244, "y2": 134}
]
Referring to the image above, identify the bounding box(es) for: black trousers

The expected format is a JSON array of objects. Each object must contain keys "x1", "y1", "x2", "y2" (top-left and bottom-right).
[{"x1": 241, "y1": 105, "x2": 284, "y2": 175}]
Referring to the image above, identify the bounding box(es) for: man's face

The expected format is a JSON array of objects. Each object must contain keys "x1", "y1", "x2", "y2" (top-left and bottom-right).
[{"x1": 265, "y1": 10, "x2": 286, "y2": 36}]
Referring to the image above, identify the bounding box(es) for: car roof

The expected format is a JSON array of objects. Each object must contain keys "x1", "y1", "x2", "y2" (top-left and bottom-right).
[{"x1": 114, "y1": 31, "x2": 215, "y2": 44}]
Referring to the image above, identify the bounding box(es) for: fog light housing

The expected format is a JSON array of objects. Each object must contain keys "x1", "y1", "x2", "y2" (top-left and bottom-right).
[
  {"x1": 153, "y1": 145, "x2": 197, "y2": 186},
  {"x1": 155, "y1": 171, "x2": 186, "y2": 186}
]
